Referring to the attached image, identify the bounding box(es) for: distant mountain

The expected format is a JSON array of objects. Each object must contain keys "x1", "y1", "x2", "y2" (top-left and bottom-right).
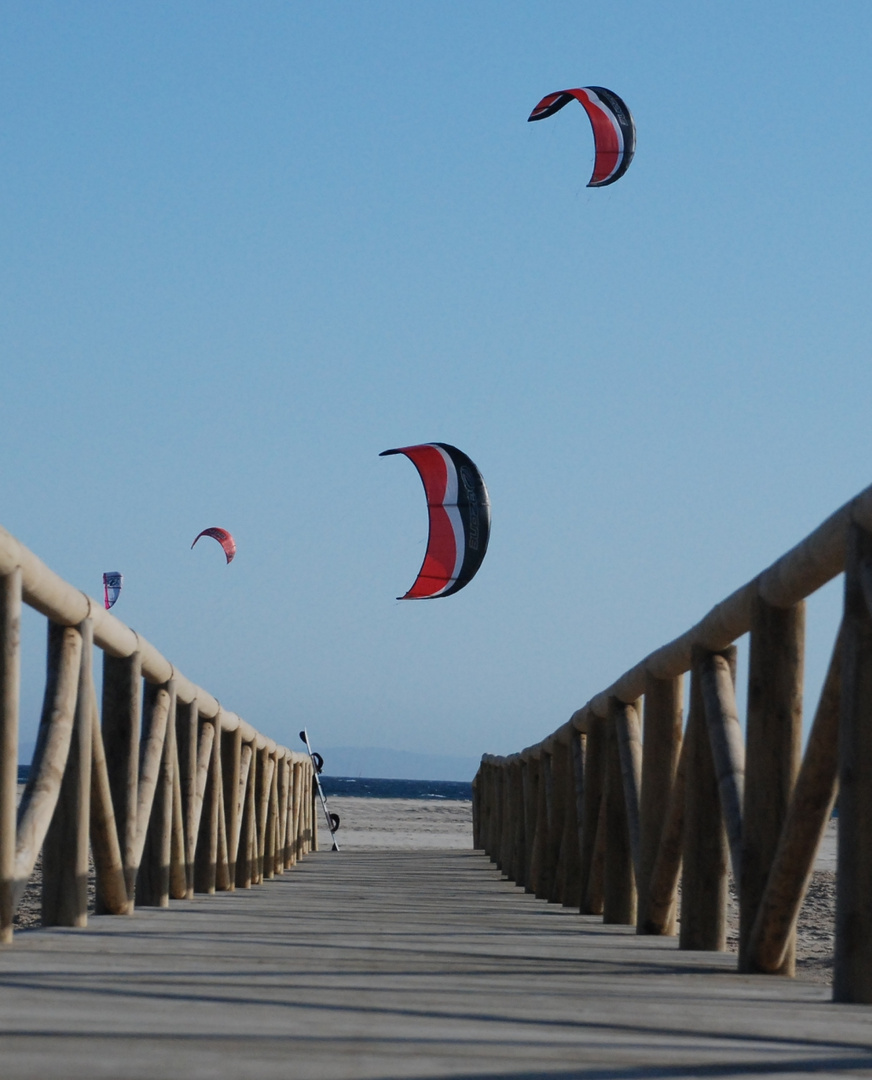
[{"x1": 317, "y1": 745, "x2": 481, "y2": 782}]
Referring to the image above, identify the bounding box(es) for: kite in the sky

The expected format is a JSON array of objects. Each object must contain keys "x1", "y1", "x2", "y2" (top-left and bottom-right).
[
  {"x1": 528, "y1": 86, "x2": 635, "y2": 187},
  {"x1": 191, "y1": 527, "x2": 236, "y2": 564},
  {"x1": 103, "y1": 572, "x2": 123, "y2": 610},
  {"x1": 380, "y1": 443, "x2": 490, "y2": 599}
]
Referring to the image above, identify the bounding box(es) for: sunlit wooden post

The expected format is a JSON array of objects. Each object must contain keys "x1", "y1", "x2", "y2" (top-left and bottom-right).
[
  {"x1": 101, "y1": 650, "x2": 142, "y2": 905},
  {"x1": 602, "y1": 703, "x2": 636, "y2": 925},
  {"x1": 43, "y1": 620, "x2": 91, "y2": 927},
  {"x1": 579, "y1": 718, "x2": 606, "y2": 915},
  {"x1": 194, "y1": 717, "x2": 221, "y2": 894},
  {"x1": 176, "y1": 697, "x2": 199, "y2": 898},
  {"x1": 835, "y1": 522, "x2": 872, "y2": 1003},
  {"x1": 264, "y1": 751, "x2": 279, "y2": 880},
  {"x1": 740, "y1": 596, "x2": 804, "y2": 974},
  {"x1": 680, "y1": 647, "x2": 731, "y2": 951},
  {"x1": 137, "y1": 681, "x2": 176, "y2": 907},
  {"x1": 637, "y1": 673, "x2": 682, "y2": 935},
  {"x1": 0, "y1": 568, "x2": 21, "y2": 944},
  {"x1": 222, "y1": 727, "x2": 242, "y2": 889}
]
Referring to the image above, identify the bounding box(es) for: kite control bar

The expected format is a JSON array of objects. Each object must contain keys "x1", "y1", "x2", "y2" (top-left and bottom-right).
[{"x1": 299, "y1": 729, "x2": 340, "y2": 852}]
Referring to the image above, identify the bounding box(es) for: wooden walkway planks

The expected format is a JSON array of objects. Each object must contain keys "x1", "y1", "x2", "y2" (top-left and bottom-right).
[{"x1": 0, "y1": 850, "x2": 870, "y2": 1080}]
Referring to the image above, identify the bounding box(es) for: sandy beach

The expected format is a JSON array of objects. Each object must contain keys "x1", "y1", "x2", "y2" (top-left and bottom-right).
[{"x1": 13, "y1": 794, "x2": 837, "y2": 984}]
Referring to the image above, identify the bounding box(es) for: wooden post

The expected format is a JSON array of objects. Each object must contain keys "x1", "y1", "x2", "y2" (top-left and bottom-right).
[
  {"x1": 747, "y1": 623, "x2": 840, "y2": 972},
  {"x1": 168, "y1": 718, "x2": 187, "y2": 901},
  {"x1": 579, "y1": 719, "x2": 606, "y2": 915},
  {"x1": 644, "y1": 736, "x2": 687, "y2": 935},
  {"x1": 637, "y1": 673, "x2": 682, "y2": 935},
  {"x1": 521, "y1": 757, "x2": 539, "y2": 892},
  {"x1": 236, "y1": 743, "x2": 256, "y2": 888},
  {"x1": 292, "y1": 761, "x2": 303, "y2": 865},
  {"x1": 194, "y1": 717, "x2": 221, "y2": 893},
  {"x1": 264, "y1": 752, "x2": 279, "y2": 880},
  {"x1": 548, "y1": 741, "x2": 570, "y2": 903},
  {"x1": 472, "y1": 770, "x2": 481, "y2": 849},
  {"x1": 569, "y1": 730, "x2": 586, "y2": 909},
  {"x1": 43, "y1": 620, "x2": 92, "y2": 927},
  {"x1": 0, "y1": 569, "x2": 21, "y2": 944},
  {"x1": 602, "y1": 709, "x2": 636, "y2": 925},
  {"x1": 137, "y1": 681, "x2": 176, "y2": 907},
  {"x1": 509, "y1": 761, "x2": 526, "y2": 887},
  {"x1": 557, "y1": 737, "x2": 582, "y2": 907},
  {"x1": 276, "y1": 755, "x2": 289, "y2": 874},
  {"x1": 222, "y1": 728, "x2": 242, "y2": 888},
  {"x1": 102, "y1": 650, "x2": 141, "y2": 902},
  {"x1": 834, "y1": 522, "x2": 872, "y2": 1003},
  {"x1": 680, "y1": 648, "x2": 731, "y2": 951},
  {"x1": 176, "y1": 698, "x2": 199, "y2": 899},
  {"x1": 89, "y1": 687, "x2": 130, "y2": 916},
  {"x1": 528, "y1": 753, "x2": 549, "y2": 898},
  {"x1": 612, "y1": 698, "x2": 643, "y2": 878},
  {"x1": 700, "y1": 647, "x2": 744, "y2": 884},
  {"x1": 739, "y1": 595, "x2": 804, "y2": 974}
]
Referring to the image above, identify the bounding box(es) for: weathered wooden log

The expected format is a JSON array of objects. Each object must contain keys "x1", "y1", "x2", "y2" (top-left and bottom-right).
[
  {"x1": 169, "y1": 715, "x2": 187, "y2": 901},
  {"x1": 276, "y1": 755, "x2": 289, "y2": 874},
  {"x1": 699, "y1": 646, "x2": 744, "y2": 883},
  {"x1": 569, "y1": 731, "x2": 586, "y2": 908},
  {"x1": 231, "y1": 743, "x2": 252, "y2": 875},
  {"x1": 236, "y1": 743, "x2": 256, "y2": 889},
  {"x1": 579, "y1": 720, "x2": 606, "y2": 915},
  {"x1": 644, "y1": 733, "x2": 687, "y2": 935},
  {"x1": 222, "y1": 728, "x2": 242, "y2": 888},
  {"x1": 557, "y1": 736, "x2": 582, "y2": 907},
  {"x1": 14, "y1": 622, "x2": 81, "y2": 913},
  {"x1": 747, "y1": 621, "x2": 840, "y2": 972},
  {"x1": 680, "y1": 649, "x2": 730, "y2": 951},
  {"x1": 264, "y1": 752, "x2": 279, "y2": 880},
  {"x1": 43, "y1": 621, "x2": 92, "y2": 927},
  {"x1": 637, "y1": 673, "x2": 682, "y2": 935},
  {"x1": 834, "y1": 522, "x2": 872, "y2": 1003},
  {"x1": 522, "y1": 756, "x2": 539, "y2": 894},
  {"x1": 612, "y1": 698, "x2": 642, "y2": 878},
  {"x1": 0, "y1": 569, "x2": 21, "y2": 943},
  {"x1": 603, "y1": 711, "x2": 636, "y2": 924},
  {"x1": 472, "y1": 770, "x2": 481, "y2": 849},
  {"x1": 137, "y1": 681, "x2": 176, "y2": 908},
  {"x1": 292, "y1": 760, "x2": 303, "y2": 865},
  {"x1": 176, "y1": 697, "x2": 198, "y2": 898},
  {"x1": 131, "y1": 682, "x2": 171, "y2": 878},
  {"x1": 102, "y1": 651, "x2": 141, "y2": 898},
  {"x1": 215, "y1": 771, "x2": 230, "y2": 891},
  {"x1": 194, "y1": 718, "x2": 221, "y2": 894},
  {"x1": 89, "y1": 683, "x2": 130, "y2": 916},
  {"x1": 739, "y1": 596, "x2": 804, "y2": 974}
]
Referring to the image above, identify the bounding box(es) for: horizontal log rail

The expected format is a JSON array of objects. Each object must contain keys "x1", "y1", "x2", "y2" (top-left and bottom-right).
[
  {"x1": 473, "y1": 481, "x2": 872, "y2": 1004},
  {"x1": 0, "y1": 525, "x2": 317, "y2": 944}
]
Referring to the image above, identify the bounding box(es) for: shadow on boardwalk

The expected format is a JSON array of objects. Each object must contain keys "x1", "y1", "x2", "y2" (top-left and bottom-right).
[{"x1": 0, "y1": 851, "x2": 866, "y2": 1080}]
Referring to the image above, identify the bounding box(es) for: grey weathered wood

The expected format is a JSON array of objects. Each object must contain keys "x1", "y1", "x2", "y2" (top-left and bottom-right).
[
  {"x1": 644, "y1": 734, "x2": 687, "y2": 935},
  {"x1": 699, "y1": 646, "x2": 744, "y2": 884},
  {"x1": 176, "y1": 697, "x2": 199, "y2": 898},
  {"x1": 43, "y1": 621, "x2": 92, "y2": 928},
  {"x1": 747, "y1": 622, "x2": 840, "y2": 972},
  {"x1": 740, "y1": 595, "x2": 804, "y2": 975},
  {"x1": 834, "y1": 522, "x2": 872, "y2": 1003},
  {"x1": 612, "y1": 698, "x2": 642, "y2": 878},
  {"x1": 0, "y1": 569, "x2": 21, "y2": 943},
  {"x1": 557, "y1": 739, "x2": 582, "y2": 907},
  {"x1": 602, "y1": 712, "x2": 636, "y2": 925},
  {"x1": 521, "y1": 758, "x2": 539, "y2": 894},
  {"x1": 637, "y1": 673, "x2": 682, "y2": 935},
  {"x1": 194, "y1": 720, "x2": 221, "y2": 894},
  {"x1": 136, "y1": 682, "x2": 175, "y2": 907},
  {"x1": 680, "y1": 649, "x2": 730, "y2": 952}
]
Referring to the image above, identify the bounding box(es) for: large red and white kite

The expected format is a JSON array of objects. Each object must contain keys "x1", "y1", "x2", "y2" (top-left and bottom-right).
[
  {"x1": 528, "y1": 86, "x2": 635, "y2": 187},
  {"x1": 191, "y1": 527, "x2": 237, "y2": 564},
  {"x1": 380, "y1": 443, "x2": 491, "y2": 599}
]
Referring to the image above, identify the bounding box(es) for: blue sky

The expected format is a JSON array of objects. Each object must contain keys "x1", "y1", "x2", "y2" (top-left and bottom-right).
[{"x1": 2, "y1": 2, "x2": 869, "y2": 774}]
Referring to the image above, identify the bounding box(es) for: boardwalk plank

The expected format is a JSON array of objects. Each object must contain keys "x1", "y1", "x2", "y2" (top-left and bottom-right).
[{"x1": 0, "y1": 851, "x2": 869, "y2": 1079}]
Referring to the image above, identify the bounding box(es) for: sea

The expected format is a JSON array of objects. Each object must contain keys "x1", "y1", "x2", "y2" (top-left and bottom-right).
[{"x1": 17, "y1": 765, "x2": 471, "y2": 801}]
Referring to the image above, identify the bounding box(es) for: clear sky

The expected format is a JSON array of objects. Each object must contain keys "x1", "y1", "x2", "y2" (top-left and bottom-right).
[{"x1": 2, "y1": 2, "x2": 870, "y2": 773}]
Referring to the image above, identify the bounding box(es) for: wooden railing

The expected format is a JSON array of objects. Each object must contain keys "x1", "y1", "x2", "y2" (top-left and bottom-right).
[
  {"x1": 473, "y1": 483, "x2": 872, "y2": 1004},
  {"x1": 0, "y1": 524, "x2": 316, "y2": 944}
]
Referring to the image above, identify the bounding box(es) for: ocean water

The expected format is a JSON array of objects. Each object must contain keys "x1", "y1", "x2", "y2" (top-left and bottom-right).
[
  {"x1": 320, "y1": 776, "x2": 472, "y2": 801},
  {"x1": 17, "y1": 765, "x2": 471, "y2": 801}
]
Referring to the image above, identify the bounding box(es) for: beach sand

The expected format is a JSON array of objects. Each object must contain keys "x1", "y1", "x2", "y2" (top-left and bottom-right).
[{"x1": 12, "y1": 793, "x2": 838, "y2": 984}]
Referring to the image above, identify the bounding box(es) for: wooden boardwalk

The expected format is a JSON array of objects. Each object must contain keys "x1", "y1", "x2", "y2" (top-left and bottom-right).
[{"x1": 1, "y1": 851, "x2": 871, "y2": 1079}]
